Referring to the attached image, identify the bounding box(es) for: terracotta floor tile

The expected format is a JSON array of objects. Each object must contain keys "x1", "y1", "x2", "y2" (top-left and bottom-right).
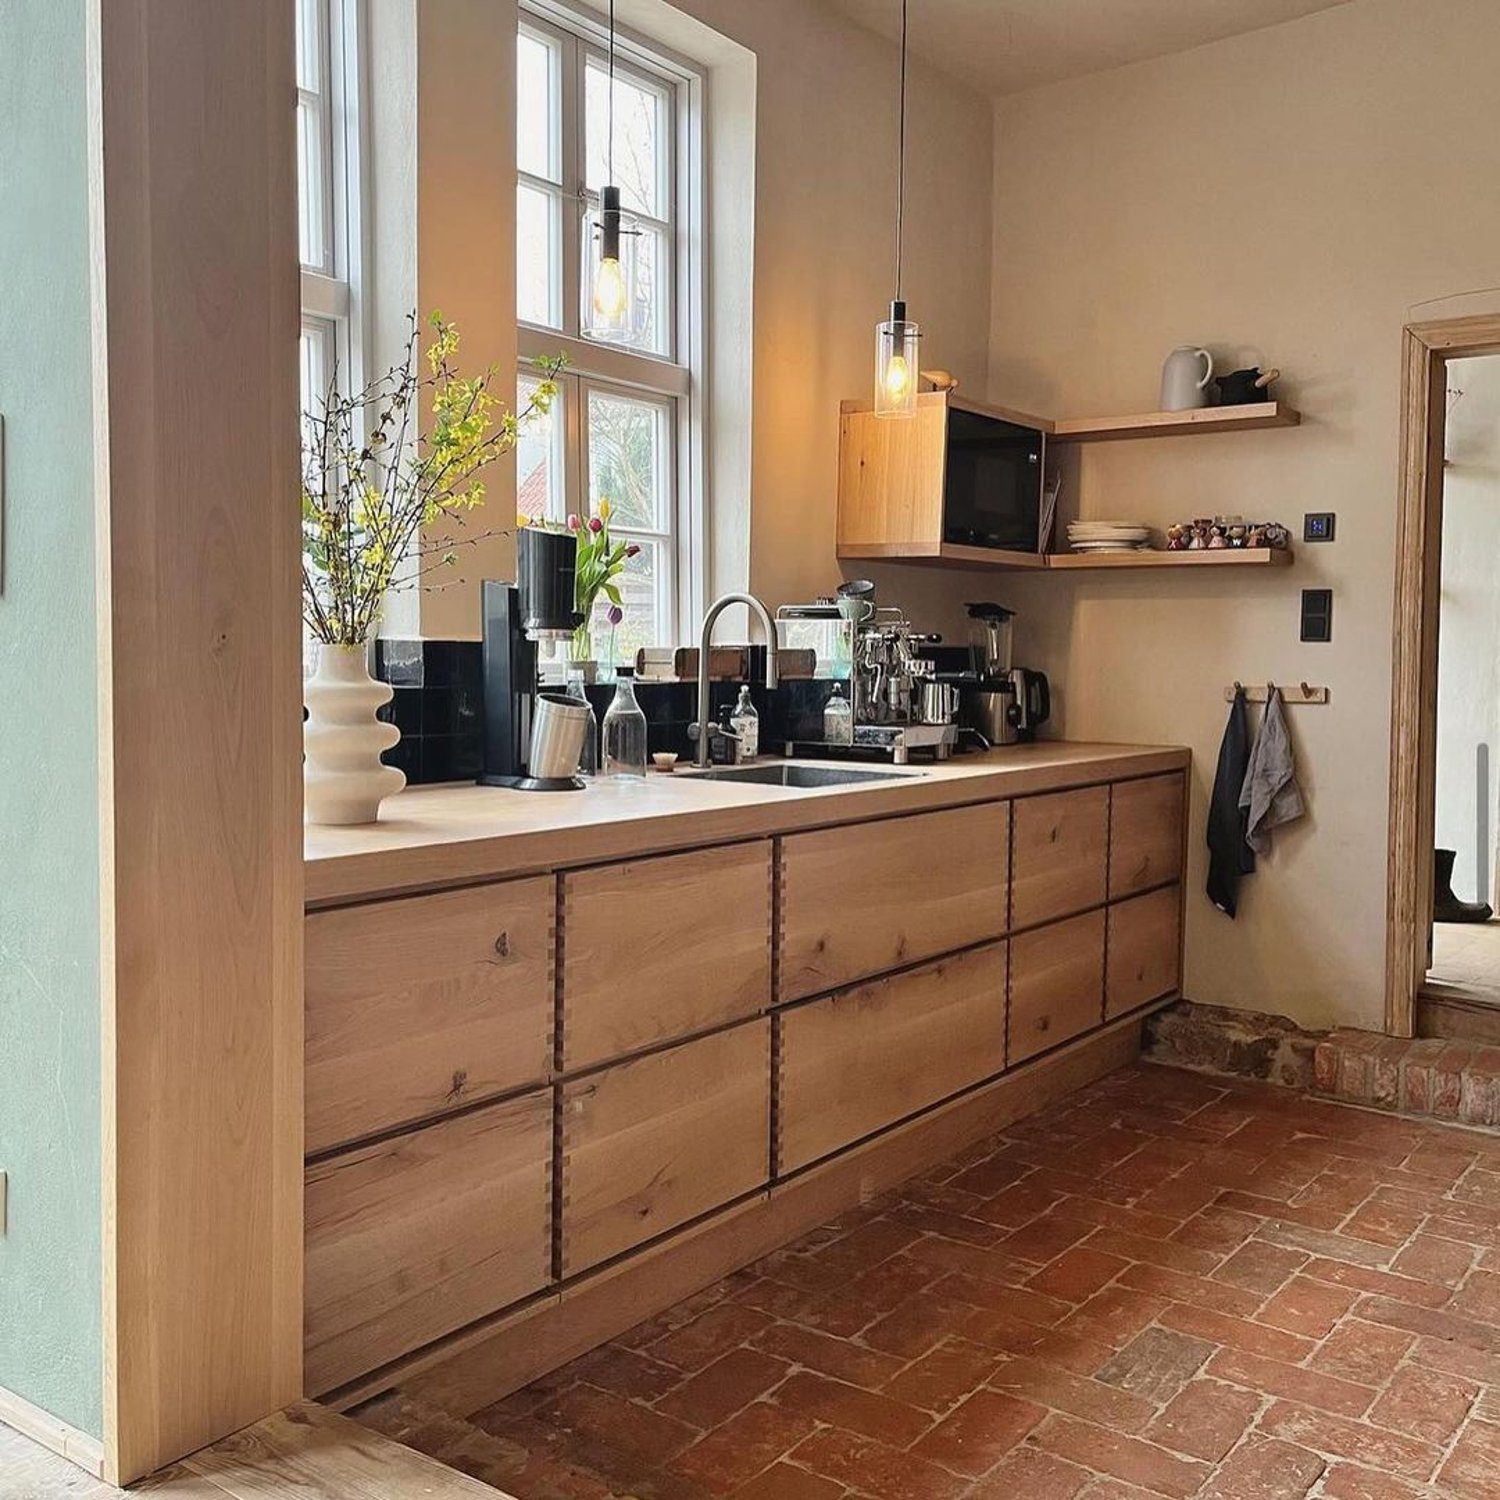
[
  {"x1": 966, "y1": 1443, "x2": 1092, "y2": 1496},
  {"x1": 654, "y1": 1348, "x2": 791, "y2": 1429},
  {"x1": 987, "y1": 1355, "x2": 1156, "y2": 1432},
  {"x1": 667, "y1": 1402, "x2": 818, "y2": 1493},
  {"x1": 1437, "y1": 1414, "x2": 1500, "y2": 1492},
  {"x1": 1251, "y1": 1221, "x2": 1396, "y2": 1269},
  {"x1": 1206, "y1": 1346, "x2": 1374, "y2": 1417},
  {"x1": 730, "y1": 1461, "x2": 844, "y2": 1500},
  {"x1": 535, "y1": 1385, "x2": 701, "y2": 1469},
  {"x1": 1256, "y1": 1401, "x2": 1442, "y2": 1481},
  {"x1": 975, "y1": 1179, "x2": 1070, "y2": 1228},
  {"x1": 1309, "y1": 1319, "x2": 1416, "y2": 1387},
  {"x1": 1297, "y1": 1257, "x2": 1453, "y2": 1309},
  {"x1": 567, "y1": 1344, "x2": 685, "y2": 1403},
  {"x1": 770, "y1": 1371, "x2": 932, "y2": 1447},
  {"x1": 648, "y1": 1305, "x2": 776, "y2": 1372},
  {"x1": 751, "y1": 1321, "x2": 903, "y2": 1389},
  {"x1": 1144, "y1": 1377, "x2": 1261, "y2": 1462},
  {"x1": 1115, "y1": 1261, "x2": 1264, "y2": 1319},
  {"x1": 902, "y1": 1233, "x2": 1032, "y2": 1286},
  {"x1": 791, "y1": 1426, "x2": 970, "y2": 1500},
  {"x1": 1002, "y1": 1214, "x2": 1097, "y2": 1264},
  {"x1": 1053, "y1": 1194, "x2": 1186, "y2": 1243},
  {"x1": 1157, "y1": 1300, "x2": 1315, "y2": 1362},
  {"x1": 1059, "y1": 1286, "x2": 1172, "y2": 1350},
  {"x1": 1027, "y1": 1245, "x2": 1131, "y2": 1302},
  {"x1": 1368, "y1": 1363, "x2": 1477, "y2": 1445},
  {"x1": 1213, "y1": 1239, "x2": 1308, "y2": 1294},
  {"x1": 1082, "y1": 1227, "x2": 1223, "y2": 1277},
  {"x1": 1388, "y1": 1232, "x2": 1475, "y2": 1288},
  {"x1": 1029, "y1": 1414, "x2": 1210, "y2": 1498},
  {"x1": 1409, "y1": 1332, "x2": 1500, "y2": 1385},
  {"x1": 1257, "y1": 1274, "x2": 1361, "y2": 1338},
  {"x1": 806, "y1": 1218, "x2": 923, "y2": 1276},
  {"x1": 880, "y1": 1338, "x2": 1002, "y2": 1414},
  {"x1": 1354, "y1": 1293, "x2": 1500, "y2": 1354},
  {"x1": 861, "y1": 1292, "x2": 971, "y2": 1359},
  {"x1": 909, "y1": 1388, "x2": 1046, "y2": 1477},
  {"x1": 1451, "y1": 1268, "x2": 1500, "y2": 1323},
  {"x1": 934, "y1": 1269, "x2": 1072, "y2": 1325},
  {"x1": 1341, "y1": 1201, "x2": 1426, "y2": 1249},
  {"x1": 1317, "y1": 1463, "x2": 1427, "y2": 1499},
  {"x1": 1196, "y1": 1435, "x2": 1326, "y2": 1499},
  {"x1": 1094, "y1": 1327, "x2": 1215, "y2": 1405},
  {"x1": 1170, "y1": 1206, "x2": 1261, "y2": 1255}
]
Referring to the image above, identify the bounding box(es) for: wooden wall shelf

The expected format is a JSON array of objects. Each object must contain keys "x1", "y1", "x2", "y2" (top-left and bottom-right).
[
  {"x1": 835, "y1": 545, "x2": 1293, "y2": 573},
  {"x1": 1051, "y1": 401, "x2": 1301, "y2": 442}
]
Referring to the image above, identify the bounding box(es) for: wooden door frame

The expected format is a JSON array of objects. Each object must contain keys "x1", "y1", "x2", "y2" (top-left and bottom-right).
[{"x1": 1385, "y1": 314, "x2": 1500, "y2": 1037}]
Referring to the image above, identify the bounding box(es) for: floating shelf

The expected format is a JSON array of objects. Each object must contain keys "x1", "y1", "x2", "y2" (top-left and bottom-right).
[
  {"x1": 1046, "y1": 547, "x2": 1293, "y2": 571},
  {"x1": 1051, "y1": 401, "x2": 1301, "y2": 443}
]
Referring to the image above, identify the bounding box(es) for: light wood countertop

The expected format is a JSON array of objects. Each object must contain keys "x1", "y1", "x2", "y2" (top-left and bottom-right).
[{"x1": 304, "y1": 741, "x2": 1190, "y2": 907}]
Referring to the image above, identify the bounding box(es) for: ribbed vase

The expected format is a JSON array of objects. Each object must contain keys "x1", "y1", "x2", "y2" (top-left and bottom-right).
[{"x1": 303, "y1": 642, "x2": 405, "y2": 825}]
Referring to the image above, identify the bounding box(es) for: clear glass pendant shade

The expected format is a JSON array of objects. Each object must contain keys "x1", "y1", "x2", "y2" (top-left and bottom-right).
[
  {"x1": 582, "y1": 185, "x2": 645, "y2": 344},
  {"x1": 874, "y1": 303, "x2": 920, "y2": 417}
]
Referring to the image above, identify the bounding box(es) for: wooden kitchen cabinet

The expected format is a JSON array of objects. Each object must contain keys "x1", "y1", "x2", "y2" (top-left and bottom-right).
[
  {"x1": 304, "y1": 1089, "x2": 552, "y2": 1395},
  {"x1": 1010, "y1": 786, "x2": 1109, "y2": 930},
  {"x1": 1110, "y1": 773, "x2": 1186, "y2": 899},
  {"x1": 305, "y1": 877, "x2": 554, "y2": 1155},
  {"x1": 776, "y1": 942, "x2": 1008, "y2": 1174},
  {"x1": 1009, "y1": 909, "x2": 1106, "y2": 1065},
  {"x1": 779, "y1": 802, "x2": 1010, "y2": 1001},
  {"x1": 559, "y1": 1019, "x2": 771, "y2": 1277},
  {"x1": 1107, "y1": 886, "x2": 1183, "y2": 1018},
  {"x1": 560, "y1": 841, "x2": 772, "y2": 1072}
]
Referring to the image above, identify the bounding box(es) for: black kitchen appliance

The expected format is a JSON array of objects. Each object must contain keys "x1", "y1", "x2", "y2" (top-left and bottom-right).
[
  {"x1": 942, "y1": 405, "x2": 1046, "y2": 551},
  {"x1": 480, "y1": 526, "x2": 586, "y2": 790}
]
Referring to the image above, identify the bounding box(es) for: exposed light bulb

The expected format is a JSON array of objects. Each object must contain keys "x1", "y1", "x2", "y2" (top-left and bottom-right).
[
  {"x1": 592, "y1": 256, "x2": 627, "y2": 322},
  {"x1": 883, "y1": 353, "x2": 911, "y2": 401}
]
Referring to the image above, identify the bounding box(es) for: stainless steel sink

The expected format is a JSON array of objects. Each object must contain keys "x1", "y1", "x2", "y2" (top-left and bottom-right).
[{"x1": 682, "y1": 764, "x2": 917, "y2": 788}]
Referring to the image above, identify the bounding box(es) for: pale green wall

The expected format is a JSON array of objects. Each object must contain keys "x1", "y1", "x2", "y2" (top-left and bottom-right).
[{"x1": 0, "y1": 0, "x2": 103, "y2": 1439}]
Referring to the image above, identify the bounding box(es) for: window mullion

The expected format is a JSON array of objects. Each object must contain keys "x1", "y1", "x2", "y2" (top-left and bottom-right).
[{"x1": 560, "y1": 29, "x2": 584, "y2": 340}]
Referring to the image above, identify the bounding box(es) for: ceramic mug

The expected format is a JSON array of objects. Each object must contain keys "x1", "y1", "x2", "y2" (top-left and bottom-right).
[{"x1": 1160, "y1": 345, "x2": 1214, "y2": 412}]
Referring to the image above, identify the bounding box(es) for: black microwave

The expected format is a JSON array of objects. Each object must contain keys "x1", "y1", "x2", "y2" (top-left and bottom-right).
[{"x1": 942, "y1": 404, "x2": 1046, "y2": 552}]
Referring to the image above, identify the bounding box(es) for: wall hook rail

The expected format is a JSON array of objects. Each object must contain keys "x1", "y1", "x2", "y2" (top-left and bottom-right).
[{"x1": 1226, "y1": 682, "x2": 1329, "y2": 704}]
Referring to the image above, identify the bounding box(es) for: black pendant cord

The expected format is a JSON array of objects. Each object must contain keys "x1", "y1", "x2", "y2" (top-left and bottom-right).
[
  {"x1": 894, "y1": 0, "x2": 908, "y2": 306},
  {"x1": 607, "y1": 0, "x2": 616, "y2": 189}
]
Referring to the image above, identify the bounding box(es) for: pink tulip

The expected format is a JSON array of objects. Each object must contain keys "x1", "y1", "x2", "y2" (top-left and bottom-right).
[
  {"x1": 567, "y1": 513, "x2": 581, "y2": 531},
  {"x1": 588, "y1": 516, "x2": 603, "y2": 533},
  {"x1": 607, "y1": 604, "x2": 624, "y2": 625},
  {"x1": 626, "y1": 543, "x2": 641, "y2": 558}
]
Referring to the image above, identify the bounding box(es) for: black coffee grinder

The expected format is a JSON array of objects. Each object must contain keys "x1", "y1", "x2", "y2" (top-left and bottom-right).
[{"x1": 480, "y1": 525, "x2": 585, "y2": 789}]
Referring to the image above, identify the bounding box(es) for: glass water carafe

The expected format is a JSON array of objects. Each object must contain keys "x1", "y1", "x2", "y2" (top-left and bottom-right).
[{"x1": 601, "y1": 670, "x2": 648, "y2": 778}]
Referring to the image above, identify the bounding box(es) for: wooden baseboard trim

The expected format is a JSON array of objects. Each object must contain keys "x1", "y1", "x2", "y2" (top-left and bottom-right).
[
  {"x1": 0, "y1": 1383, "x2": 106, "y2": 1478},
  {"x1": 332, "y1": 1014, "x2": 1141, "y2": 1419}
]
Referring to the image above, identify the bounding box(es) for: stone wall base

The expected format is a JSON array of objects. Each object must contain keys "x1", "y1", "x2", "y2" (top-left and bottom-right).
[{"x1": 1143, "y1": 999, "x2": 1322, "y2": 1089}]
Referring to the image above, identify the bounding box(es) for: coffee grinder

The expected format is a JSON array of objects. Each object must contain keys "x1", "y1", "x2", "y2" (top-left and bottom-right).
[{"x1": 480, "y1": 525, "x2": 586, "y2": 790}]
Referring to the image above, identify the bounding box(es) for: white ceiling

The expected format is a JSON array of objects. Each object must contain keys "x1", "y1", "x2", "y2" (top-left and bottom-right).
[{"x1": 824, "y1": 0, "x2": 1355, "y2": 96}]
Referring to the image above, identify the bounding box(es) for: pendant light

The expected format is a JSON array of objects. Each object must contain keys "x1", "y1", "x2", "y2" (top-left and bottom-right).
[
  {"x1": 583, "y1": 0, "x2": 642, "y2": 343},
  {"x1": 874, "y1": 0, "x2": 919, "y2": 417}
]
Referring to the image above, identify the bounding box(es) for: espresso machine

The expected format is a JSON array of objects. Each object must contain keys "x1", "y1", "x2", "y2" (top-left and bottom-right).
[
  {"x1": 774, "y1": 590, "x2": 959, "y2": 764},
  {"x1": 480, "y1": 526, "x2": 590, "y2": 790}
]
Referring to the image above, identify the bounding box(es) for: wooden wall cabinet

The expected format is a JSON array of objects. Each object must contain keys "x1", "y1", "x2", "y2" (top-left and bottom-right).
[
  {"x1": 1010, "y1": 786, "x2": 1109, "y2": 930},
  {"x1": 305, "y1": 878, "x2": 554, "y2": 1155},
  {"x1": 560, "y1": 842, "x2": 772, "y2": 1072},
  {"x1": 304, "y1": 1090, "x2": 552, "y2": 1395},
  {"x1": 777, "y1": 942, "x2": 1009, "y2": 1174},
  {"x1": 560, "y1": 1020, "x2": 772, "y2": 1277},
  {"x1": 779, "y1": 803, "x2": 1009, "y2": 1001}
]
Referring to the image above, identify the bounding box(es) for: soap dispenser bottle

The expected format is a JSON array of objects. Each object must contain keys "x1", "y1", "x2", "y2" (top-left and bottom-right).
[{"x1": 729, "y1": 684, "x2": 759, "y2": 759}]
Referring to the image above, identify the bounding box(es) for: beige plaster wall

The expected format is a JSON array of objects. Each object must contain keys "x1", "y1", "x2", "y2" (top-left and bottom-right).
[{"x1": 983, "y1": 0, "x2": 1500, "y2": 1030}]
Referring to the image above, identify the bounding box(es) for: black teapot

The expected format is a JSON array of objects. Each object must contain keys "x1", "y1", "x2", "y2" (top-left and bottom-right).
[{"x1": 1214, "y1": 366, "x2": 1280, "y2": 405}]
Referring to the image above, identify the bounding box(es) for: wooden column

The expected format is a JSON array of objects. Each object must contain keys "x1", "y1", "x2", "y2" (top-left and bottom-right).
[{"x1": 94, "y1": 0, "x2": 303, "y2": 1482}]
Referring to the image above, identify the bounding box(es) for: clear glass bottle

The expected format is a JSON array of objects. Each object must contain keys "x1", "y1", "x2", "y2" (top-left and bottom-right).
[
  {"x1": 823, "y1": 682, "x2": 854, "y2": 744},
  {"x1": 730, "y1": 684, "x2": 760, "y2": 759},
  {"x1": 564, "y1": 668, "x2": 599, "y2": 778},
  {"x1": 601, "y1": 668, "x2": 648, "y2": 779}
]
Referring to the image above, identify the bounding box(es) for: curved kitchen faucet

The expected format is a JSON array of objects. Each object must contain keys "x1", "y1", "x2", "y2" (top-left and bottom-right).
[{"x1": 692, "y1": 593, "x2": 779, "y2": 767}]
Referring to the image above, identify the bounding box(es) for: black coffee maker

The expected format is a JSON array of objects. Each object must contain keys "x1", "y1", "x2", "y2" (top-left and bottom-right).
[{"x1": 480, "y1": 526, "x2": 585, "y2": 789}]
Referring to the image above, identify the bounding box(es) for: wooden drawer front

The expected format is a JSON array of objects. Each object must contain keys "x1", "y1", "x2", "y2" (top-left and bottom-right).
[
  {"x1": 560, "y1": 1020, "x2": 771, "y2": 1276},
  {"x1": 777, "y1": 942, "x2": 1008, "y2": 1175},
  {"x1": 1011, "y1": 786, "x2": 1109, "y2": 930},
  {"x1": 1110, "y1": 774, "x2": 1186, "y2": 899},
  {"x1": 305, "y1": 878, "x2": 554, "y2": 1155},
  {"x1": 1009, "y1": 910, "x2": 1105, "y2": 1066},
  {"x1": 304, "y1": 1090, "x2": 552, "y2": 1395},
  {"x1": 779, "y1": 803, "x2": 1010, "y2": 1001},
  {"x1": 1107, "y1": 887, "x2": 1182, "y2": 1018},
  {"x1": 561, "y1": 842, "x2": 772, "y2": 1072}
]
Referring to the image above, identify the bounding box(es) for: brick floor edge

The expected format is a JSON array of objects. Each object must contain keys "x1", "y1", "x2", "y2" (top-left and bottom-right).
[{"x1": 1313, "y1": 1029, "x2": 1500, "y2": 1127}]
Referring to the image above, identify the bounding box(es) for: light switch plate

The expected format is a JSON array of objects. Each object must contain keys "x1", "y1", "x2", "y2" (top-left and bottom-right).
[{"x1": 1303, "y1": 511, "x2": 1335, "y2": 543}]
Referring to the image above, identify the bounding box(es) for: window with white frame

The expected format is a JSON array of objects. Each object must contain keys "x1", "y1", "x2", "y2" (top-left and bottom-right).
[
  {"x1": 297, "y1": 0, "x2": 361, "y2": 430},
  {"x1": 516, "y1": 2, "x2": 702, "y2": 665}
]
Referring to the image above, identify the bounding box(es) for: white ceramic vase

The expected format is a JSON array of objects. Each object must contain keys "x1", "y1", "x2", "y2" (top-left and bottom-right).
[{"x1": 304, "y1": 642, "x2": 405, "y2": 825}]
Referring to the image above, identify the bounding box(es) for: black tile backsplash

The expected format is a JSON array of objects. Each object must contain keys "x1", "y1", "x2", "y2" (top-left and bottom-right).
[{"x1": 372, "y1": 638, "x2": 821, "y2": 783}]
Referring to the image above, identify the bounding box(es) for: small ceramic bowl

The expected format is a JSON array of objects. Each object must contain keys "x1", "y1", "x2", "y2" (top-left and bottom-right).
[{"x1": 651, "y1": 752, "x2": 678, "y2": 772}]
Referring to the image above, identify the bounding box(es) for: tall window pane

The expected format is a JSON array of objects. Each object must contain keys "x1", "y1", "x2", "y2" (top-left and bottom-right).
[
  {"x1": 517, "y1": 29, "x2": 559, "y2": 181},
  {"x1": 585, "y1": 62, "x2": 667, "y2": 218},
  {"x1": 587, "y1": 389, "x2": 670, "y2": 531},
  {"x1": 518, "y1": 183, "x2": 560, "y2": 327},
  {"x1": 517, "y1": 374, "x2": 563, "y2": 524}
]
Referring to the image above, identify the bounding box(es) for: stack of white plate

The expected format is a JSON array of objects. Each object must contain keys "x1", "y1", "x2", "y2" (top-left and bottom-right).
[{"x1": 1066, "y1": 521, "x2": 1153, "y2": 553}]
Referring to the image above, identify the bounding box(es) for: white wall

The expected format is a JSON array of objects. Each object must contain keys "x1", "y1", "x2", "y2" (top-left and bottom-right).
[
  {"x1": 984, "y1": 0, "x2": 1500, "y2": 1031},
  {"x1": 1435, "y1": 355, "x2": 1500, "y2": 907}
]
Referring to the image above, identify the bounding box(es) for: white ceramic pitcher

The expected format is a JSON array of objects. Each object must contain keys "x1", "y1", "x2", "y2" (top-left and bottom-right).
[{"x1": 1160, "y1": 345, "x2": 1214, "y2": 411}]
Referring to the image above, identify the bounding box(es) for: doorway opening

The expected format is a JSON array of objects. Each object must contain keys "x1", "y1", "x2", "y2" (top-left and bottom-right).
[{"x1": 1387, "y1": 316, "x2": 1500, "y2": 1041}]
